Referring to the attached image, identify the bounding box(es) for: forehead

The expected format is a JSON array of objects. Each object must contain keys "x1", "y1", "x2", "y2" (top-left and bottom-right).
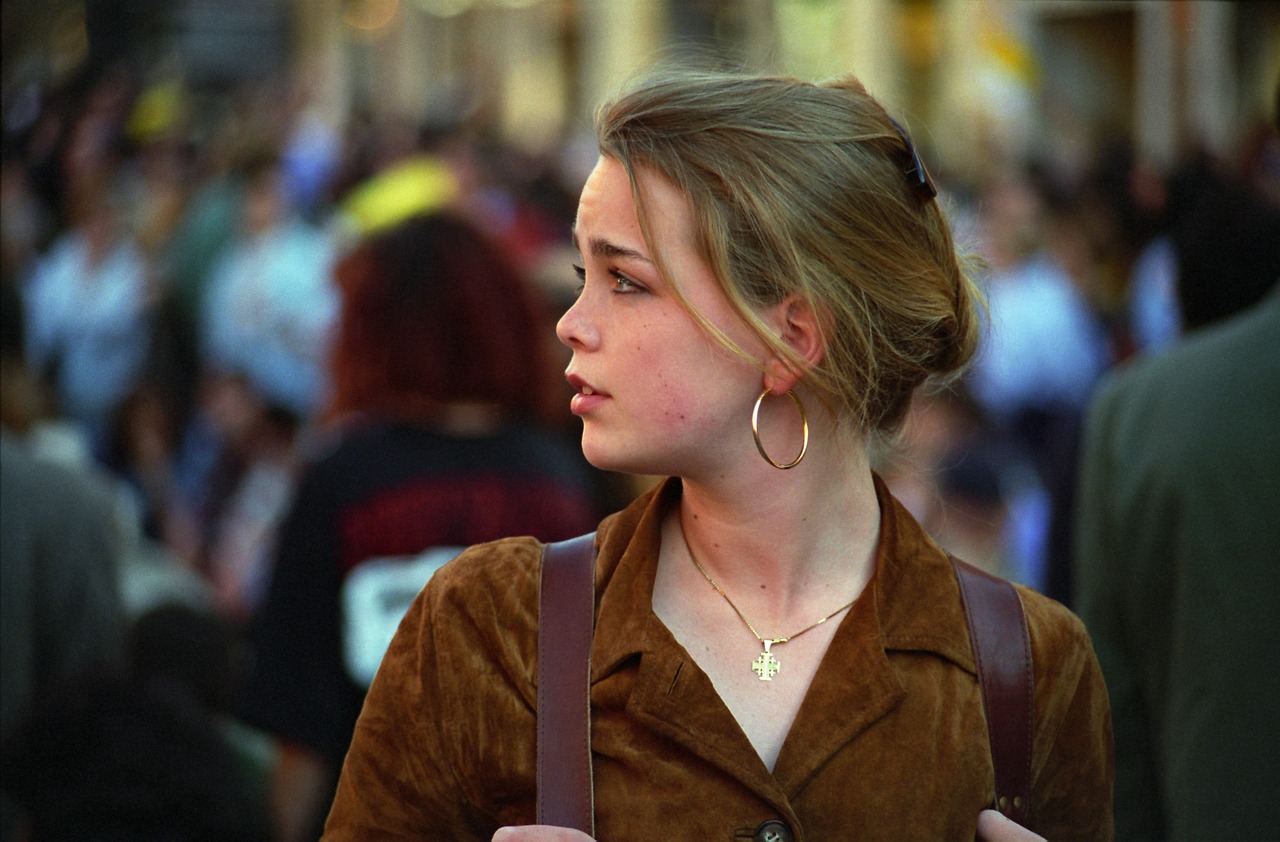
[{"x1": 575, "y1": 155, "x2": 697, "y2": 255}]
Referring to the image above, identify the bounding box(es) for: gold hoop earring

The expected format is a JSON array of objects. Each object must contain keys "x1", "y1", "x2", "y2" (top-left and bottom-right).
[{"x1": 751, "y1": 388, "x2": 809, "y2": 470}]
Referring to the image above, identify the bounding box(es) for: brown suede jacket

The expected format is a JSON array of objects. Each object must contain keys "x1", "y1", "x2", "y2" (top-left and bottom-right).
[{"x1": 325, "y1": 477, "x2": 1113, "y2": 840}]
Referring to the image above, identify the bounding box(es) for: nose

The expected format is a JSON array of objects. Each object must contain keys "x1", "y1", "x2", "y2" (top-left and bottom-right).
[{"x1": 556, "y1": 292, "x2": 598, "y2": 351}]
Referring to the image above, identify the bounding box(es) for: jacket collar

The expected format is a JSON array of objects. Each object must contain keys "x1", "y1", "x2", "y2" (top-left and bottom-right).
[
  {"x1": 589, "y1": 473, "x2": 976, "y2": 685},
  {"x1": 871, "y1": 475, "x2": 976, "y2": 673}
]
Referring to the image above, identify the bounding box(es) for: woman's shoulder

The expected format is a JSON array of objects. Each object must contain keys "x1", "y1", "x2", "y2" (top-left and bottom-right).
[
  {"x1": 1009, "y1": 587, "x2": 1113, "y2": 839},
  {"x1": 423, "y1": 487, "x2": 653, "y2": 614},
  {"x1": 1013, "y1": 584, "x2": 1093, "y2": 658},
  {"x1": 429, "y1": 535, "x2": 545, "y2": 603},
  {"x1": 406, "y1": 538, "x2": 548, "y2": 682},
  {"x1": 1012, "y1": 584, "x2": 1107, "y2": 715}
]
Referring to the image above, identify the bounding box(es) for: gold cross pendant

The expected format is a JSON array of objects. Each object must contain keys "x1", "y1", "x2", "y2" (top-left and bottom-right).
[{"x1": 751, "y1": 639, "x2": 781, "y2": 681}]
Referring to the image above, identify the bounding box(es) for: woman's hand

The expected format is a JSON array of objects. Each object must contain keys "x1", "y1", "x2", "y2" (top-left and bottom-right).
[
  {"x1": 491, "y1": 815, "x2": 1035, "y2": 842},
  {"x1": 492, "y1": 827, "x2": 594, "y2": 841},
  {"x1": 976, "y1": 809, "x2": 1046, "y2": 841}
]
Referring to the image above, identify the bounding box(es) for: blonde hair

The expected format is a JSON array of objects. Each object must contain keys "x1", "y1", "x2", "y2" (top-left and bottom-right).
[{"x1": 595, "y1": 68, "x2": 983, "y2": 434}]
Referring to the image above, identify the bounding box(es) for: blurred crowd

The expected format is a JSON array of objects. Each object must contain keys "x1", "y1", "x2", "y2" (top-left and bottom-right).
[
  {"x1": 1, "y1": 65, "x2": 600, "y2": 604},
  {"x1": 2, "y1": 61, "x2": 1278, "y2": 840},
  {"x1": 0, "y1": 65, "x2": 613, "y2": 841}
]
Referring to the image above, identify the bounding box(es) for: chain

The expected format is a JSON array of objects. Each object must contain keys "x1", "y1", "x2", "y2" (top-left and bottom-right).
[{"x1": 681, "y1": 528, "x2": 856, "y2": 646}]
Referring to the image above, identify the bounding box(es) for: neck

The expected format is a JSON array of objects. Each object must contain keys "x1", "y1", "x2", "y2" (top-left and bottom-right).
[{"x1": 672, "y1": 427, "x2": 880, "y2": 621}]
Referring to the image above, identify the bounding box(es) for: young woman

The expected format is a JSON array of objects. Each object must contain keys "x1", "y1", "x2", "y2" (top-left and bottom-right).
[{"x1": 324, "y1": 69, "x2": 1112, "y2": 841}]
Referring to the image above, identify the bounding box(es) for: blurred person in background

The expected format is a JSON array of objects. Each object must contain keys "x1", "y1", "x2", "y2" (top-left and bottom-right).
[
  {"x1": 200, "y1": 148, "x2": 339, "y2": 423},
  {"x1": 0, "y1": 152, "x2": 53, "y2": 284},
  {"x1": 2, "y1": 673, "x2": 271, "y2": 842},
  {"x1": 0, "y1": 276, "x2": 127, "y2": 842},
  {"x1": 1074, "y1": 128, "x2": 1280, "y2": 840},
  {"x1": 1163, "y1": 151, "x2": 1280, "y2": 334},
  {"x1": 455, "y1": 137, "x2": 584, "y2": 278},
  {"x1": 184, "y1": 148, "x2": 338, "y2": 614},
  {"x1": 2, "y1": 601, "x2": 273, "y2": 842},
  {"x1": 35, "y1": 69, "x2": 138, "y2": 237},
  {"x1": 1125, "y1": 140, "x2": 1280, "y2": 358},
  {"x1": 20, "y1": 164, "x2": 155, "y2": 459},
  {"x1": 968, "y1": 168, "x2": 1111, "y2": 421},
  {"x1": 966, "y1": 166, "x2": 1114, "y2": 605},
  {"x1": 876, "y1": 386, "x2": 1051, "y2": 589},
  {"x1": 191, "y1": 374, "x2": 302, "y2": 621},
  {"x1": 239, "y1": 210, "x2": 601, "y2": 841},
  {"x1": 1123, "y1": 156, "x2": 1182, "y2": 356},
  {"x1": 333, "y1": 114, "x2": 460, "y2": 242}
]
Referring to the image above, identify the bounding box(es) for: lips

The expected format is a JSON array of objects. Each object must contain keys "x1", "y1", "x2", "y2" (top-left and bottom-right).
[{"x1": 566, "y1": 373, "x2": 609, "y2": 415}]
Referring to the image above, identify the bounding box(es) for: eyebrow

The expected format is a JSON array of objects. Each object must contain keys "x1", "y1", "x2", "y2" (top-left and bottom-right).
[{"x1": 570, "y1": 228, "x2": 652, "y2": 264}]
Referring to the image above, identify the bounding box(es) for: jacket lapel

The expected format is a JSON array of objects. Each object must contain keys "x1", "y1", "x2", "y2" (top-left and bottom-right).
[{"x1": 584, "y1": 475, "x2": 976, "y2": 808}]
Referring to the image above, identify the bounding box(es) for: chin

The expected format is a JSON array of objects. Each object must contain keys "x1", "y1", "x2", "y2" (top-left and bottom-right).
[{"x1": 580, "y1": 435, "x2": 665, "y2": 477}]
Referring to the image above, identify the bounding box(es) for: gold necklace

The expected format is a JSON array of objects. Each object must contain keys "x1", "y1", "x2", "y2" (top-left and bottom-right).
[{"x1": 681, "y1": 529, "x2": 856, "y2": 682}]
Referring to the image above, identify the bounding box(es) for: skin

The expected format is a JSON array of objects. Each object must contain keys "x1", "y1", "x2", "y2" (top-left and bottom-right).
[
  {"x1": 977, "y1": 809, "x2": 1049, "y2": 841},
  {"x1": 559, "y1": 157, "x2": 773, "y2": 480},
  {"x1": 491, "y1": 816, "x2": 1045, "y2": 842},
  {"x1": 492, "y1": 155, "x2": 1043, "y2": 842}
]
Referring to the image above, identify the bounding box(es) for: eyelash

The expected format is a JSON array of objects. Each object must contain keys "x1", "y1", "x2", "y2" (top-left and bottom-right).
[{"x1": 571, "y1": 264, "x2": 642, "y2": 295}]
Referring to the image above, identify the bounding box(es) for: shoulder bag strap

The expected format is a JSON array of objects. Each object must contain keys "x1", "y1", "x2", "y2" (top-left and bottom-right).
[
  {"x1": 950, "y1": 555, "x2": 1034, "y2": 826},
  {"x1": 536, "y1": 532, "x2": 598, "y2": 834}
]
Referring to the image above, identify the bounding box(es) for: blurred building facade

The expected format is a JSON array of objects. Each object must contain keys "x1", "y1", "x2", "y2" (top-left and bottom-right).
[{"x1": 4, "y1": 1, "x2": 1278, "y2": 183}]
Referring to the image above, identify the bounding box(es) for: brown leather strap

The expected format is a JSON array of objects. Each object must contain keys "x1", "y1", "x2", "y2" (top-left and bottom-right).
[
  {"x1": 537, "y1": 533, "x2": 597, "y2": 834},
  {"x1": 951, "y1": 556, "x2": 1034, "y2": 826}
]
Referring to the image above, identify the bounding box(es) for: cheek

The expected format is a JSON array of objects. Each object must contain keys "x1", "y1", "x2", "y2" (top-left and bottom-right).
[
  {"x1": 621, "y1": 361, "x2": 685, "y2": 423},
  {"x1": 642, "y1": 364, "x2": 746, "y2": 439},
  {"x1": 616, "y1": 317, "x2": 757, "y2": 433},
  {"x1": 646, "y1": 385, "x2": 698, "y2": 431}
]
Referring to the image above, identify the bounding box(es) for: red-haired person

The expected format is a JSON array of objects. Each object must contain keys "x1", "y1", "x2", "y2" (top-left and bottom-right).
[{"x1": 238, "y1": 211, "x2": 604, "y2": 842}]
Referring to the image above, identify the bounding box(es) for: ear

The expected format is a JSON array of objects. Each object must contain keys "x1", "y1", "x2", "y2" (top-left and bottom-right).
[{"x1": 761, "y1": 294, "x2": 827, "y2": 394}]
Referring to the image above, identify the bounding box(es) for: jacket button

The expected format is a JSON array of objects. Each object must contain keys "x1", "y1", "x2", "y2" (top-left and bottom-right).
[{"x1": 754, "y1": 819, "x2": 794, "y2": 842}]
